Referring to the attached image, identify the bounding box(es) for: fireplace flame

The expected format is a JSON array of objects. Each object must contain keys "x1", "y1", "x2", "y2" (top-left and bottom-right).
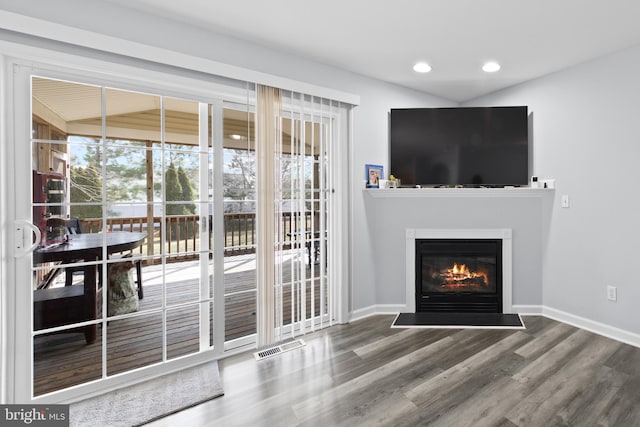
[{"x1": 442, "y1": 262, "x2": 489, "y2": 287}]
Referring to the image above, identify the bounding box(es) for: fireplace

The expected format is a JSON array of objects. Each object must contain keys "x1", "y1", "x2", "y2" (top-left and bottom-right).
[
  {"x1": 405, "y1": 229, "x2": 513, "y2": 314},
  {"x1": 415, "y1": 239, "x2": 502, "y2": 313}
]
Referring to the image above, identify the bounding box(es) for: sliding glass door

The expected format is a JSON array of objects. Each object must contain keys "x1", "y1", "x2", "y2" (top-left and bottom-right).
[
  {"x1": 27, "y1": 75, "x2": 228, "y2": 397},
  {"x1": 10, "y1": 61, "x2": 349, "y2": 403},
  {"x1": 274, "y1": 94, "x2": 334, "y2": 339}
]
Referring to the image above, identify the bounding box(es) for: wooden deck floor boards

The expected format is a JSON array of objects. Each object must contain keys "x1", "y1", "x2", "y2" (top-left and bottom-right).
[{"x1": 33, "y1": 260, "x2": 325, "y2": 396}]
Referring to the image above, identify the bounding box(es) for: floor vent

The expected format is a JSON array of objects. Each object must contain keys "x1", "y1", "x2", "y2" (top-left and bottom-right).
[{"x1": 254, "y1": 339, "x2": 306, "y2": 361}]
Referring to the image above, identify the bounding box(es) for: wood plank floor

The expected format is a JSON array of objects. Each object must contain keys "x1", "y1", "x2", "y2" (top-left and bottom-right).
[
  {"x1": 146, "y1": 315, "x2": 640, "y2": 427},
  {"x1": 33, "y1": 259, "x2": 324, "y2": 396}
]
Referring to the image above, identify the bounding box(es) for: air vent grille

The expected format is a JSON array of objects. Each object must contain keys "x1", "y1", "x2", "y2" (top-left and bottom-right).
[{"x1": 254, "y1": 339, "x2": 306, "y2": 361}]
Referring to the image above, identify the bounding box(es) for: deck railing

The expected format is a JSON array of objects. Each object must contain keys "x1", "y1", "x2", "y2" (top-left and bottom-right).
[{"x1": 80, "y1": 212, "x2": 312, "y2": 261}]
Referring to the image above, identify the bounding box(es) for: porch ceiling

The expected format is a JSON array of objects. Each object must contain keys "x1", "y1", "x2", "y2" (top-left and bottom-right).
[{"x1": 31, "y1": 77, "x2": 322, "y2": 153}]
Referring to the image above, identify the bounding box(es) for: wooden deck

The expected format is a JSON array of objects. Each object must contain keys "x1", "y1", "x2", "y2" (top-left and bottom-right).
[{"x1": 33, "y1": 256, "x2": 325, "y2": 396}]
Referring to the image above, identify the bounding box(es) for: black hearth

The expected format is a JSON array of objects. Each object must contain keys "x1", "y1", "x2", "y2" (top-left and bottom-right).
[{"x1": 416, "y1": 239, "x2": 502, "y2": 313}]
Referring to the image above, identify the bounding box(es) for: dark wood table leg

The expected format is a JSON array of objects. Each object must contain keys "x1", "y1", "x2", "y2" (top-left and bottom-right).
[{"x1": 83, "y1": 263, "x2": 98, "y2": 344}]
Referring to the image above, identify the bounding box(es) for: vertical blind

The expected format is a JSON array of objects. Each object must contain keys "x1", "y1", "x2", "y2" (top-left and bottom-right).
[
  {"x1": 256, "y1": 85, "x2": 280, "y2": 347},
  {"x1": 256, "y1": 85, "x2": 339, "y2": 346}
]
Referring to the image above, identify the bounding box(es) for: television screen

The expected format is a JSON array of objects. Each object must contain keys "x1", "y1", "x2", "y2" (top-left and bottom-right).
[{"x1": 390, "y1": 106, "x2": 529, "y2": 187}]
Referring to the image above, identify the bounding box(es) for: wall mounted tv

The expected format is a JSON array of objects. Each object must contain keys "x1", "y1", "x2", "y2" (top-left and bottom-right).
[{"x1": 390, "y1": 106, "x2": 529, "y2": 187}]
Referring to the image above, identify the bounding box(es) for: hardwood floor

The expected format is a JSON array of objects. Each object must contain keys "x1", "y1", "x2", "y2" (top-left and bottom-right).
[{"x1": 147, "y1": 315, "x2": 640, "y2": 427}]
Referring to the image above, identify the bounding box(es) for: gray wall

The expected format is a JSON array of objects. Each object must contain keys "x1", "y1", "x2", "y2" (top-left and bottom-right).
[
  {"x1": 465, "y1": 45, "x2": 640, "y2": 334},
  {"x1": 364, "y1": 193, "x2": 549, "y2": 307}
]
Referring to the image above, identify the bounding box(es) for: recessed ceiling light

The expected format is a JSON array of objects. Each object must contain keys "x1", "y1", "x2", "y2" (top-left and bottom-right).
[
  {"x1": 413, "y1": 62, "x2": 432, "y2": 73},
  {"x1": 482, "y1": 62, "x2": 501, "y2": 73}
]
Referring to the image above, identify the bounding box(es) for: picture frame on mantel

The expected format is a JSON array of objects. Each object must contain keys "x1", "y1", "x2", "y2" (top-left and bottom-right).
[{"x1": 365, "y1": 164, "x2": 383, "y2": 188}]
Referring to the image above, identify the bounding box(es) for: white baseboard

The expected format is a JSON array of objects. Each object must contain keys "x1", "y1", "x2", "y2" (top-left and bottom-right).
[
  {"x1": 542, "y1": 306, "x2": 640, "y2": 349},
  {"x1": 350, "y1": 305, "x2": 406, "y2": 322},
  {"x1": 349, "y1": 304, "x2": 640, "y2": 348},
  {"x1": 351, "y1": 304, "x2": 541, "y2": 322},
  {"x1": 512, "y1": 304, "x2": 543, "y2": 315}
]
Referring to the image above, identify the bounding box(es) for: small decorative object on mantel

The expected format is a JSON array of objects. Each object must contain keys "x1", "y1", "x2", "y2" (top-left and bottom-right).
[
  {"x1": 531, "y1": 176, "x2": 539, "y2": 188},
  {"x1": 388, "y1": 174, "x2": 399, "y2": 188},
  {"x1": 365, "y1": 164, "x2": 383, "y2": 188},
  {"x1": 541, "y1": 178, "x2": 556, "y2": 188}
]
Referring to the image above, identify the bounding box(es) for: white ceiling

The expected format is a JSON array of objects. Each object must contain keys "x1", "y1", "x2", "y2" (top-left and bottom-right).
[{"x1": 103, "y1": 0, "x2": 640, "y2": 102}]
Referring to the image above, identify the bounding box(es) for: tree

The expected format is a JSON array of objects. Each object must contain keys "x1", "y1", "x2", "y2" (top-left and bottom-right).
[
  {"x1": 76, "y1": 142, "x2": 147, "y2": 204},
  {"x1": 69, "y1": 165, "x2": 103, "y2": 220},
  {"x1": 105, "y1": 145, "x2": 147, "y2": 202},
  {"x1": 223, "y1": 149, "x2": 314, "y2": 213},
  {"x1": 164, "y1": 162, "x2": 183, "y2": 240},
  {"x1": 177, "y1": 165, "x2": 196, "y2": 214},
  {"x1": 165, "y1": 162, "x2": 184, "y2": 215},
  {"x1": 224, "y1": 150, "x2": 255, "y2": 199},
  {"x1": 223, "y1": 150, "x2": 256, "y2": 213}
]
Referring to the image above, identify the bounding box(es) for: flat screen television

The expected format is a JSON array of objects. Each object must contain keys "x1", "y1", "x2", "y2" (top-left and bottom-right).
[{"x1": 390, "y1": 106, "x2": 529, "y2": 187}]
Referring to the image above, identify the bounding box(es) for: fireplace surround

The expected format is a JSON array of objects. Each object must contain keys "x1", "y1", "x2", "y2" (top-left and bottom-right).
[{"x1": 406, "y1": 229, "x2": 513, "y2": 313}]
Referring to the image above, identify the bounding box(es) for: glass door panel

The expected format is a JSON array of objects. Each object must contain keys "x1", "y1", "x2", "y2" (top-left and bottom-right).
[
  {"x1": 31, "y1": 78, "x2": 105, "y2": 397},
  {"x1": 160, "y1": 97, "x2": 202, "y2": 315},
  {"x1": 28, "y1": 76, "x2": 222, "y2": 398},
  {"x1": 222, "y1": 107, "x2": 257, "y2": 343},
  {"x1": 276, "y1": 112, "x2": 330, "y2": 336}
]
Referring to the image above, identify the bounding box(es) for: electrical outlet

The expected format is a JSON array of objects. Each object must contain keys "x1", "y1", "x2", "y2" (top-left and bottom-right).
[
  {"x1": 561, "y1": 195, "x2": 570, "y2": 208},
  {"x1": 607, "y1": 286, "x2": 617, "y2": 301}
]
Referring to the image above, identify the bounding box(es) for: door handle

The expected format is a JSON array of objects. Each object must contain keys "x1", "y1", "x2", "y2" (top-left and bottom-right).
[{"x1": 14, "y1": 220, "x2": 41, "y2": 257}]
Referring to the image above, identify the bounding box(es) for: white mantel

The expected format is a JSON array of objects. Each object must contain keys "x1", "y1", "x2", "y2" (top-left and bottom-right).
[
  {"x1": 405, "y1": 228, "x2": 513, "y2": 313},
  {"x1": 366, "y1": 187, "x2": 552, "y2": 199}
]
